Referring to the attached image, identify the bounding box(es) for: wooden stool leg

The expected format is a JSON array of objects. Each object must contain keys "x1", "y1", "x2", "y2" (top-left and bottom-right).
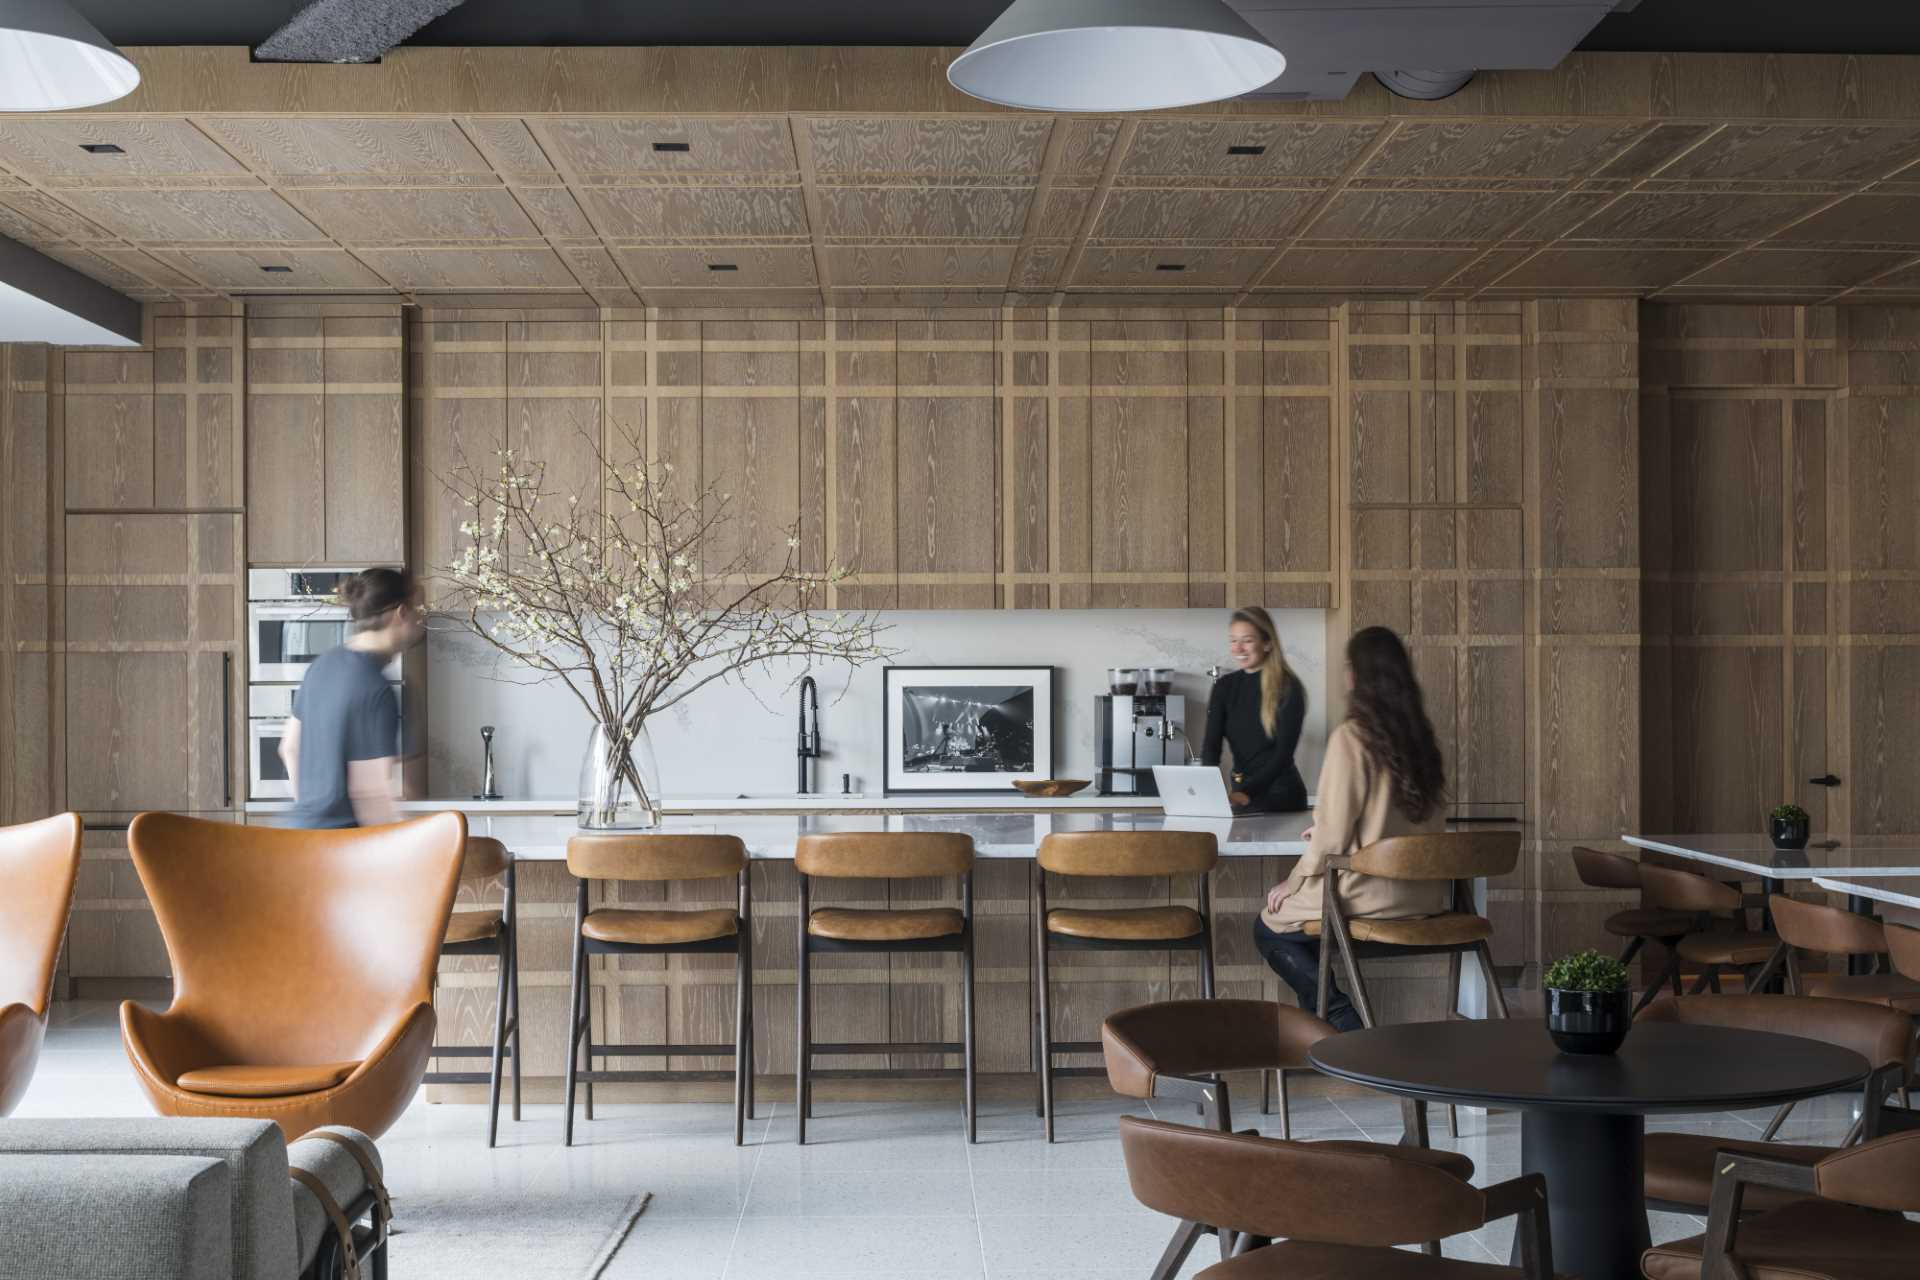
[
  {"x1": 1446, "y1": 950, "x2": 1463, "y2": 1138},
  {"x1": 743, "y1": 926, "x2": 757, "y2": 1124},
  {"x1": 1276, "y1": 1070, "x2": 1290, "y2": 1140},
  {"x1": 733, "y1": 935, "x2": 749, "y2": 1148},
  {"x1": 796, "y1": 874, "x2": 812, "y2": 1145},
  {"x1": 1475, "y1": 941, "x2": 1511, "y2": 1018},
  {"x1": 563, "y1": 895, "x2": 587, "y2": 1147},
  {"x1": 1036, "y1": 878, "x2": 1057, "y2": 1143},
  {"x1": 508, "y1": 923, "x2": 523, "y2": 1123},
  {"x1": 963, "y1": 926, "x2": 978, "y2": 1144},
  {"x1": 487, "y1": 931, "x2": 510, "y2": 1148}
]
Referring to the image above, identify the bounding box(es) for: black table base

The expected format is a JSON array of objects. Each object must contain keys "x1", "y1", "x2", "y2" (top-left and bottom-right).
[{"x1": 1515, "y1": 1110, "x2": 1649, "y2": 1280}]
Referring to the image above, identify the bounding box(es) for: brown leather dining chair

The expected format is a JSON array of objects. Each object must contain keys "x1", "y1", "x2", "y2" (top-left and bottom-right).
[
  {"x1": 1314, "y1": 830, "x2": 1519, "y2": 1139},
  {"x1": 0, "y1": 814, "x2": 83, "y2": 1117},
  {"x1": 1638, "y1": 994, "x2": 1917, "y2": 1214},
  {"x1": 120, "y1": 811, "x2": 466, "y2": 1140},
  {"x1": 1890, "y1": 920, "x2": 1920, "y2": 986},
  {"x1": 1119, "y1": 1115, "x2": 1554, "y2": 1280},
  {"x1": 1770, "y1": 894, "x2": 1920, "y2": 1007},
  {"x1": 1034, "y1": 829, "x2": 1217, "y2": 1143},
  {"x1": 563, "y1": 833, "x2": 754, "y2": 1146},
  {"x1": 1570, "y1": 846, "x2": 1695, "y2": 1012},
  {"x1": 1639, "y1": 864, "x2": 1784, "y2": 994},
  {"x1": 422, "y1": 836, "x2": 521, "y2": 1147},
  {"x1": 795, "y1": 831, "x2": 975, "y2": 1143}
]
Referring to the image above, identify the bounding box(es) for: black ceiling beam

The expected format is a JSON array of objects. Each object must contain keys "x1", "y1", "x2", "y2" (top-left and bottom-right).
[{"x1": 253, "y1": 0, "x2": 470, "y2": 63}]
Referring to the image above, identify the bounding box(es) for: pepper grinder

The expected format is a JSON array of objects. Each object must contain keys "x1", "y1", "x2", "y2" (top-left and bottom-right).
[{"x1": 474, "y1": 725, "x2": 503, "y2": 800}]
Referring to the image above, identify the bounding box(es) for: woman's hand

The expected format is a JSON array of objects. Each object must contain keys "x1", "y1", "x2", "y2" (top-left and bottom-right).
[
  {"x1": 1265, "y1": 882, "x2": 1292, "y2": 914},
  {"x1": 1229, "y1": 791, "x2": 1251, "y2": 808},
  {"x1": 1299, "y1": 825, "x2": 1313, "y2": 842}
]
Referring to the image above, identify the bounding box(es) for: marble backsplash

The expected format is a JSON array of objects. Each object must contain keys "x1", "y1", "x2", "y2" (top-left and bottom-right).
[{"x1": 422, "y1": 608, "x2": 1330, "y2": 801}]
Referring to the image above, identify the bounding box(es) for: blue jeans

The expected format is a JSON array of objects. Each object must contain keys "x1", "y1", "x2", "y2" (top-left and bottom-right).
[{"x1": 1254, "y1": 917, "x2": 1362, "y2": 1032}]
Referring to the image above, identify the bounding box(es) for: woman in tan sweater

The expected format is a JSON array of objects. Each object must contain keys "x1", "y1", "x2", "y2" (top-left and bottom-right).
[{"x1": 1254, "y1": 626, "x2": 1450, "y2": 1031}]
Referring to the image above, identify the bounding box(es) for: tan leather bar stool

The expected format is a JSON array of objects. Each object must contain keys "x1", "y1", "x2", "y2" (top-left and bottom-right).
[
  {"x1": 1034, "y1": 830, "x2": 1217, "y2": 1143},
  {"x1": 0, "y1": 814, "x2": 82, "y2": 1118},
  {"x1": 422, "y1": 836, "x2": 521, "y2": 1147},
  {"x1": 563, "y1": 833, "x2": 753, "y2": 1146},
  {"x1": 1570, "y1": 846, "x2": 1694, "y2": 1012},
  {"x1": 795, "y1": 832, "x2": 976, "y2": 1144},
  {"x1": 1639, "y1": 864, "x2": 1784, "y2": 995}
]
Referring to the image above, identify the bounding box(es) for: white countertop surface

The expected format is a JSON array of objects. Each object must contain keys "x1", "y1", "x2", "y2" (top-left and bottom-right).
[
  {"x1": 1813, "y1": 875, "x2": 1920, "y2": 919},
  {"x1": 1622, "y1": 833, "x2": 1920, "y2": 879},
  {"x1": 244, "y1": 793, "x2": 1181, "y2": 816}
]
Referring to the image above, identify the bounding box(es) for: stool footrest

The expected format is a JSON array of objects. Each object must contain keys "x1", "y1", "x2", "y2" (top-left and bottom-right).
[
  {"x1": 586, "y1": 1043, "x2": 738, "y2": 1057},
  {"x1": 427, "y1": 1044, "x2": 515, "y2": 1059},
  {"x1": 808, "y1": 1067, "x2": 968, "y2": 1081},
  {"x1": 811, "y1": 1041, "x2": 963, "y2": 1056},
  {"x1": 422, "y1": 1070, "x2": 501, "y2": 1085},
  {"x1": 576, "y1": 1069, "x2": 738, "y2": 1084}
]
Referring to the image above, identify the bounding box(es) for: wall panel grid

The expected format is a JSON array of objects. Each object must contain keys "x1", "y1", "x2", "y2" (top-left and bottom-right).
[{"x1": 409, "y1": 306, "x2": 1344, "y2": 613}]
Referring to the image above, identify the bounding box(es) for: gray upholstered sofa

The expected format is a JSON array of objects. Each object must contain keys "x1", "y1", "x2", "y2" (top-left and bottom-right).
[{"x1": 0, "y1": 1117, "x2": 387, "y2": 1280}]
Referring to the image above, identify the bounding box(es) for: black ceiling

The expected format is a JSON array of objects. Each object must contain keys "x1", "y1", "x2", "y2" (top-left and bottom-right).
[{"x1": 67, "y1": 1, "x2": 1920, "y2": 57}]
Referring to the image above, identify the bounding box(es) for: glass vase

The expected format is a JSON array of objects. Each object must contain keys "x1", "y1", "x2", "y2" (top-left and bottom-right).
[{"x1": 578, "y1": 720, "x2": 662, "y2": 829}]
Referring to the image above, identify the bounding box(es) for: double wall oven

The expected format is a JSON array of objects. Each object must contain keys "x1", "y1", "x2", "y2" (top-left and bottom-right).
[{"x1": 246, "y1": 569, "x2": 404, "y2": 799}]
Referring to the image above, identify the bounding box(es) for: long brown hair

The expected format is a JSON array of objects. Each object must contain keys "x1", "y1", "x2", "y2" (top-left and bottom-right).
[
  {"x1": 1345, "y1": 626, "x2": 1446, "y2": 822},
  {"x1": 1230, "y1": 606, "x2": 1296, "y2": 737}
]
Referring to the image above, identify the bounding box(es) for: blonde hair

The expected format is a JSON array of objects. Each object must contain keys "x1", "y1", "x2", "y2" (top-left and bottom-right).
[{"x1": 1231, "y1": 606, "x2": 1295, "y2": 737}]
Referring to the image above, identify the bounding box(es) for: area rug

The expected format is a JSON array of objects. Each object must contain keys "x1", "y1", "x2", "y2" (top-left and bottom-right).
[{"x1": 384, "y1": 1188, "x2": 651, "y2": 1279}]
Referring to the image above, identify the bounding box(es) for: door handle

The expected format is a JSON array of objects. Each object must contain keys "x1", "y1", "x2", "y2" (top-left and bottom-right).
[
  {"x1": 222, "y1": 651, "x2": 233, "y2": 809},
  {"x1": 1808, "y1": 774, "x2": 1841, "y2": 787}
]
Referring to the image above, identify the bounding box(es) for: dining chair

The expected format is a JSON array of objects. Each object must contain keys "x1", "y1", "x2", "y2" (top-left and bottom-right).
[
  {"x1": 1314, "y1": 830, "x2": 1519, "y2": 1140},
  {"x1": 1771, "y1": 894, "x2": 1920, "y2": 1006},
  {"x1": 0, "y1": 813, "x2": 83, "y2": 1118},
  {"x1": 795, "y1": 831, "x2": 975, "y2": 1143},
  {"x1": 1569, "y1": 846, "x2": 1694, "y2": 1012},
  {"x1": 563, "y1": 832, "x2": 753, "y2": 1146},
  {"x1": 1638, "y1": 864, "x2": 1784, "y2": 995},
  {"x1": 421, "y1": 836, "x2": 522, "y2": 1147},
  {"x1": 1118, "y1": 1115, "x2": 1553, "y2": 1280},
  {"x1": 1637, "y1": 994, "x2": 1917, "y2": 1213},
  {"x1": 1033, "y1": 830, "x2": 1217, "y2": 1142},
  {"x1": 121, "y1": 812, "x2": 466, "y2": 1140}
]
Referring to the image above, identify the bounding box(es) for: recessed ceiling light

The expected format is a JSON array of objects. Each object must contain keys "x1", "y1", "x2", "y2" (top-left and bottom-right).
[
  {"x1": 1227, "y1": 145, "x2": 1266, "y2": 156},
  {"x1": 79, "y1": 142, "x2": 124, "y2": 155},
  {"x1": 1156, "y1": 263, "x2": 1187, "y2": 272},
  {"x1": 0, "y1": 0, "x2": 142, "y2": 111},
  {"x1": 652, "y1": 141, "x2": 691, "y2": 153},
  {"x1": 707, "y1": 263, "x2": 739, "y2": 272},
  {"x1": 948, "y1": 0, "x2": 1284, "y2": 112},
  {"x1": 260, "y1": 265, "x2": 293, "y2": 273}
]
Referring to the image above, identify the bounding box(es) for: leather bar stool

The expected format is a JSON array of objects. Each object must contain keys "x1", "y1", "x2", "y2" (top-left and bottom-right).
[
  {"x1": 1570, "y1": 846, "x2": 1694, "y2": 1012},
  {"x1": 563, "y1": 833, "x2": 753, "y2": 1146},
  {"x1": 1033, "y1": 830, "x2": 1217, "y2": 1143},
  {"x1": 795, "y1": 832, "x2": 976, "y2": 1143},
  {"x1": 1639, "y1": 864, "x2": 1784, "y2": 995},
  {"x1": 1638, "y1": 994, "x2": 1917, "y2": 1215},
  {"x1": 1119, "y1": 1116, "x2": 1553, "y2": 1280},
  {"x1": 1315, "y1": 830, "x2": 1518, "y2": 1142},
  {"x1": 0, "y1": 814, "x2": 83, "y2": 1118},
  {"x1": 422, "y1": 836, "x2": 522, "y2": 1147}
]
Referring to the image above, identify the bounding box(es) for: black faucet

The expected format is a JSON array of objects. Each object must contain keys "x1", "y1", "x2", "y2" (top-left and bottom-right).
[{"x1": 797, "y1": 674, "x2": 820, "y2": 794}]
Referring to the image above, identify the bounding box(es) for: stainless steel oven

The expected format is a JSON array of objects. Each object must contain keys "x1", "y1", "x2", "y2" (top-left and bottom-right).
[
  {"x1": 248, "y1": 569, "x2": 401, "y2": 684},
  {"x1": 248, "y1": 682, "x2": 403, "y2": 800}
]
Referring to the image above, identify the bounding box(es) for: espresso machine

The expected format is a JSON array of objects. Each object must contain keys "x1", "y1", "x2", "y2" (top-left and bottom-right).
[{"x1": 1094, "y1": 680, "x2": 1187, "y2": 796}]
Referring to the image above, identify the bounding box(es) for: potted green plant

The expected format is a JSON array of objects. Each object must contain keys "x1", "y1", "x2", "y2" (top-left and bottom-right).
[
  {"x1": 1770, "y1": 803, "x2": 1811, "y2": 850},
  {"x1": 1543, "y1": 950, "x2": 1632, "y2": 1055}
]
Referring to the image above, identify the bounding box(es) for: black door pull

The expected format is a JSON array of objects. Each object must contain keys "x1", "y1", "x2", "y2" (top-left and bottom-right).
[{"x1": 1809, "y1": 774, "x2": 1840, "y2": 787}]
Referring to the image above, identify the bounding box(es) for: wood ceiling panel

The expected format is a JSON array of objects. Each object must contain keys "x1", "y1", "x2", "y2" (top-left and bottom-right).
[
  {"x1": 1774, "y1": 194, "x2": 1920, "y2": 244},
  {"x1": 460, "y1": 118, "x2": 556, "y2": 176},
  {"x1": 151, "y1": 248, "x2": 391, "y2": 290},
  {"x1": 1013, "y1": 244, "x2": 1069, "y2": 289},
  {"x1": 37, "y1": 245, "x2": 160, "y2": 291},
  {"x1": 514, "y1": 186, "x2": 597, "y2": 237},
  {"x1": 535, "y1": 118, "x2": 797, "y2": 173},
  {"x1": 1493, "y1": 247, "x2": 1724, "y2": 290},
  {"x1": 615, "y1": 245, "x2": 817, "y2": 289},
  {"x1": 1363, "y1": 122, "x2": 1646, "y2": 179},
  {"x1": 1073, "y1": 247, "x2": 1270, "y2": 287},
  {"x1": 1056, "y1": 119, "x2": 1124, "y2": 176},
  {"x1": 1659, "y1": 124, "x2": 1920, "y2": 183},
  {"x1": 1683, "y1": 249, "x2": 1915, "y2": 288},
  {"x1": 1036, "y1": 187, "x2": 1096, "y2": 239},
  {"x1": 806, "y1": 118, "x2": 1051, "y2": 175},
  {"x1": 817, "y1": 186, "x2": 1033, "y2": 239},
  {"x1": 579, "y1": 185, "x2": 809, "y2": 238},
  {"x1": 200, "y1": 119, "x2": 491, "y2": 175},
  {"x1": 286, "y1": 187, "x2": 542, "y2": 243},
  {"x1": 1261, "y1": 248, "x2": 1482, "y2": 290},
  {"x1": 825, "y1": 245, "x2": 1015, "y2": 288},
  {"x1": 0, "y1": 192, "x2": 107, "y2": 242},
  {"x1": 1568, "y1": 191, "x2": 1828, "y2": 243},
  {"x1": 0, "y1": 119, "x2": 245, "y2": 177},
  {"x1": 1120, "y1": 120, "x2": 1379, "y2": 177},
  {"x1": 1094, "y1": 188, "x2": 1317, "y2": 242},
  {"x1": 54, "y1": 188, "x2": 326, "y2": 243},
  {"x1": 1305, "y1": 189, "x2": 1554, "y2": 242},
  {"x1": 356, "y1": 247, "x2": 581, "y2": 289},
  {"x1": 1593, "y1": 124, "x2": 1718, "y2": 179}
]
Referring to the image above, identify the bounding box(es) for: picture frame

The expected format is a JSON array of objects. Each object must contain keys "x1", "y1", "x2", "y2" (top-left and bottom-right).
[{"x1": 882, "y1": 666, "x2": 1054, "y2": 795}]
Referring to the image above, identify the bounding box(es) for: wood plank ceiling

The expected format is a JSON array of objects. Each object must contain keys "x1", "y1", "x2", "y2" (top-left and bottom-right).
[{"x1": 6, "y1": 51, "x2": 1920, "y2": 308}]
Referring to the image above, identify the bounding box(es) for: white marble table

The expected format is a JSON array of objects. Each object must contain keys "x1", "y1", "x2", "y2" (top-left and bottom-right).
[
  {"x1": 1622, "y1": 834, "x2": 1920, "y2": 881},
  {"x1": 1813, "y1": 875, "x2": 1920, "y2": 926}
]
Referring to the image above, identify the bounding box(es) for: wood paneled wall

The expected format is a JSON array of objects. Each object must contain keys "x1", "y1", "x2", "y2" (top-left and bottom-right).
[{"x1": 1642, "y1": 304, "x2": 1920, "y2": 848}]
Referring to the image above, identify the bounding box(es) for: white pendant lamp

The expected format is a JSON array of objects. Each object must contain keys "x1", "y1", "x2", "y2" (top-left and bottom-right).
[
  {"x1": 949, "y1": 0, "x2": 1284, "y2": 113},
  {"x1": 0, "y1": 0, "x2": 140, "y2": 112}
]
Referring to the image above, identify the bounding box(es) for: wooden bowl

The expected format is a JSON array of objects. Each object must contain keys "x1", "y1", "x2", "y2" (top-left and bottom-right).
[{"x1": 1012, "y1": 779, "x2": 1091, "y2": 798}]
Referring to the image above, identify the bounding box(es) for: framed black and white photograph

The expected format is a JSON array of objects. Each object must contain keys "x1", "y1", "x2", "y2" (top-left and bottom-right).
[{"x1": 883, "y1": 666, "x2": 1053, "y2": 794}]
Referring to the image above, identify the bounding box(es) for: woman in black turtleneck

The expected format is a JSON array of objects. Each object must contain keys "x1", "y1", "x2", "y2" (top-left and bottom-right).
[{"x1": 1201, "y1": 606, "x2": 1309, "y2": 813}]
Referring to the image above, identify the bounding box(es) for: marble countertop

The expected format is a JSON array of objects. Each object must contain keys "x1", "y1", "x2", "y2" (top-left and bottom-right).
[
  {"x1": 243, "y1": 793, "x2": 1183, "y2": 816},
  {"x1": 1624, "y1": 833, "x2": 1920, "y2": 879}
]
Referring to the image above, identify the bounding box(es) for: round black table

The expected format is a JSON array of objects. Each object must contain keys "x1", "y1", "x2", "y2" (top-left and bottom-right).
[{"x1": 1309, "y1": 1021, "x2": 1868, "y2": 1280}]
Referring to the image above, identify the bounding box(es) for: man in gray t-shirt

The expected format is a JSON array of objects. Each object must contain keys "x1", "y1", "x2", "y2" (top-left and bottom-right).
[{"x1": 285, "y1": 647, "x2": 400, "y2": 829}]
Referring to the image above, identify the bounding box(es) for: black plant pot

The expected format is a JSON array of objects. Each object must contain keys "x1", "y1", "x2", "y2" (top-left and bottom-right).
[
  {"x1": 1771, "y1": 814, "x2": 1811, "y2": 850},
  {"x1": 1545, "y1": 987, "x2": 1632, "y2": 1055}
]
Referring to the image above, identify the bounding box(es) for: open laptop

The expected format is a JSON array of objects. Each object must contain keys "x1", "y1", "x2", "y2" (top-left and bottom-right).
[{"x1": 1152, "y1": 765, "x2": 1237, "y2": 817}]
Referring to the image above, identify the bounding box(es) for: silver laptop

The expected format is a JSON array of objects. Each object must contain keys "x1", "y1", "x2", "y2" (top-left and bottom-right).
[{"x1": 1152, "y1": 765, "x2": 1237, "y2": 817}]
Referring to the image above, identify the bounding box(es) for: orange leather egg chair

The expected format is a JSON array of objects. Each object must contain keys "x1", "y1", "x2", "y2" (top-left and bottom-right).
[
  {"x1": 0, "y1": 813, "x2": 83, "y2": 1117},
  {"x1": 120, "y1": 811, "x2": 466, "y2": 1139}
]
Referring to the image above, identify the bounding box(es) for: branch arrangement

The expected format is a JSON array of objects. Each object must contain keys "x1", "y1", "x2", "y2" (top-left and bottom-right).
[{"x1": 438, "y1": 417, "x2": 890, "y2": 821}]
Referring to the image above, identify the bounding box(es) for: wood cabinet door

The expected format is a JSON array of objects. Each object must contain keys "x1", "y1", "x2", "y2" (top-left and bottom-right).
[
  {"x1": 324, "y1": 314, "x2": 405, "y2": 563},
  {"x1": 246, "y1": 317, "x2": 325, "y2": 563}
]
